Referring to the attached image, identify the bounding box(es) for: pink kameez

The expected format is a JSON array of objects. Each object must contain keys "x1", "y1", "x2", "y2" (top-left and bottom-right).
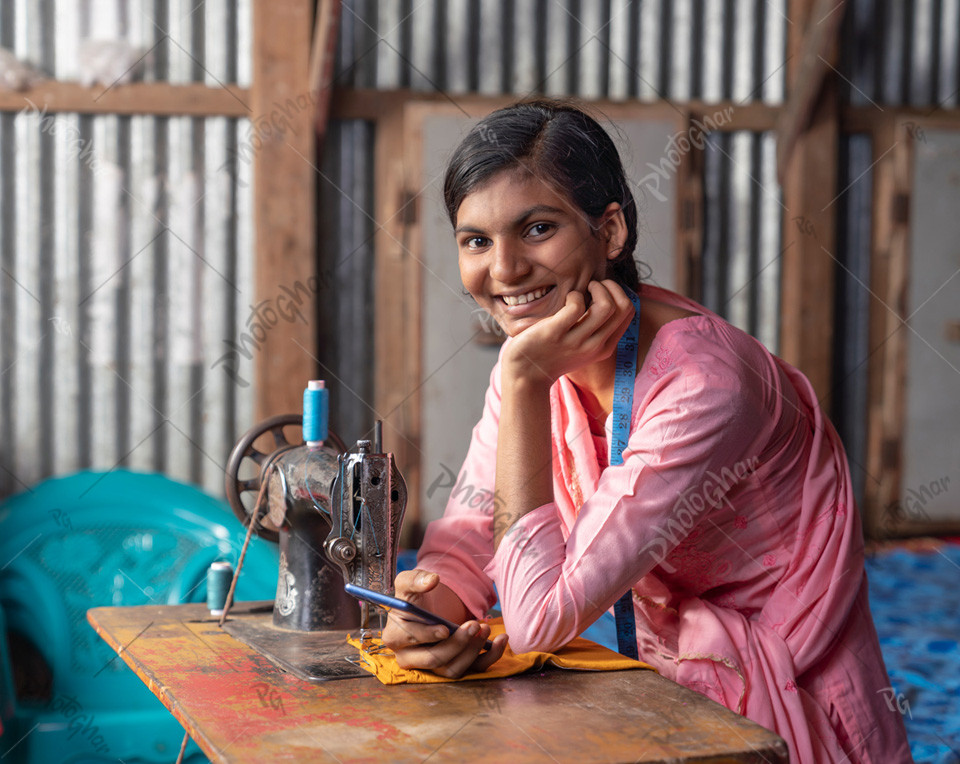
[{"x1": 417, "y1": 284, "x2": 912, "y2": 763}]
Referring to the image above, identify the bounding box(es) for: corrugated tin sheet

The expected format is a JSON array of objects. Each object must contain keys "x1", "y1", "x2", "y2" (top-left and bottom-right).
[
  {"x1": 0, "y1": 2, "x2": 252, "y2": 500},
  {"x1": 842, "y1": 0, "x2": 960, "y2": 108},
  {"x1": 337, "y1": 0, "x2": 787, "y2": 103},
  {"x1": 2, "y1": 0, "x2": 249, "y2": 86},
  {"x1": 833, "y1": 133, "x2": 875, "y2": 509},
  {"x1": 317, "y1": 119, "x2": 377, "y2": 445},
  {"x1": 701, "y1": 130, "x2": 782, "y2": 352}
]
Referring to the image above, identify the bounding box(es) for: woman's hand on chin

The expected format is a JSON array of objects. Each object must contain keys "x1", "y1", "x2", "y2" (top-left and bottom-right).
[{"x1": 503, "y1": 279, "x2": 634, "y2": 387}]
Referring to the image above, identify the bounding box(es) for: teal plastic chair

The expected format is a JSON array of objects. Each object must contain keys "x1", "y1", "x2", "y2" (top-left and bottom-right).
[{"x1": 0, "y1": 470, "x2": 279, "y2": 764}]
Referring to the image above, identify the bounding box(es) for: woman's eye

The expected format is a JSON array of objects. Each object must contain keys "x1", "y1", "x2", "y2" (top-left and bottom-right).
[
  {"x1": 463, "y1": 236, "x2": 489, "y2": 250},
  {"x1": 527, "y1": 222, "x2": 554, "y2": 238}
]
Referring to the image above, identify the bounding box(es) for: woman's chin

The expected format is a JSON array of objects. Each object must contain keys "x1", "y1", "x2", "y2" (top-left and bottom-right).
[{"x1": 499, "y1": 317, "x2": 539, "y2": 337}]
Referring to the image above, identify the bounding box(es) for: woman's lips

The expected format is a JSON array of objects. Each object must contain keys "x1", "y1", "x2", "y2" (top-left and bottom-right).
[{"x1": 499, "y1": 286, "x2": 555, "y2": 315}]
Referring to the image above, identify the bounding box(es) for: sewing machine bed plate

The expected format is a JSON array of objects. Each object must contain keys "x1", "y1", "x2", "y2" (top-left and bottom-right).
[{"x1": 221, "y1": 607, "x2": 371, "y2": 681}]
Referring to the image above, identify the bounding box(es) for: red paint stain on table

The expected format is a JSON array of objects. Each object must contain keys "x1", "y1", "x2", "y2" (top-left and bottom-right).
[{"x1": 307, "y1": 707, "x2": 404, "y2": 742}]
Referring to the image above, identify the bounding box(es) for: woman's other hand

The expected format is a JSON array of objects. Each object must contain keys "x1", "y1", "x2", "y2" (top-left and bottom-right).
[
  {"x1": 502, "y1": 279, "x2": 634, "y2": 387},
  {"x1": 381, "y1": 569, "x2": 508, "y2": 678}
]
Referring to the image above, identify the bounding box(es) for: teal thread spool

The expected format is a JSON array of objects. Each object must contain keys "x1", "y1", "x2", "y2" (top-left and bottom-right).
[
  {"x1": 207, "y1": 560, "x2": 233, "y2": 615},
  {"x1": 303, "y1": 380, "x2": 329, "y2": 445}
]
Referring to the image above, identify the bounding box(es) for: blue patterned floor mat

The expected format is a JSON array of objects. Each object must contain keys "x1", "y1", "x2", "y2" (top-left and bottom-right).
[{"x1": 866, "y1": 542, "x2": 960, "y2": 763}]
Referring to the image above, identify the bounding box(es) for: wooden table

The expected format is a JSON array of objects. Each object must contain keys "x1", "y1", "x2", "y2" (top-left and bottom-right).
[{"x1": 87, "y1": 602, "x2": 788, "y2": 763}]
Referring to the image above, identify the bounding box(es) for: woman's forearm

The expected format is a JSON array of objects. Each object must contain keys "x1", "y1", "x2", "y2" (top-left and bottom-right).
[{"x1": 493, "y1": 373, "x2": 554, "y2": 549}]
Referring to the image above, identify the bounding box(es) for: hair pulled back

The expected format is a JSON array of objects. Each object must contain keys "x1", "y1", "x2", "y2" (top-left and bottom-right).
[{"x1": 443, "y1": 99, "x2": 640, "y2": 291}]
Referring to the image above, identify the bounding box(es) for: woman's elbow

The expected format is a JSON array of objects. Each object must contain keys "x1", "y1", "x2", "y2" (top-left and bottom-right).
[{"x1": 501, "y1": 610, "x2": 571, "y2": 654}]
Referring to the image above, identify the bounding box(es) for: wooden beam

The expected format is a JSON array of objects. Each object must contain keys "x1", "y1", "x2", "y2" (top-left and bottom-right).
[
  {"x1": 677, "y1": 113, "x2": 705, "y2": 301},
  {"x1": 252, "y1": 0, "x2": 317, "y2": 419},
  {"x1": 842, "y1": 104, "x2": 960, "y2": 134},
  {"x1": 330, "y1": 88, "x2": 781, "y2": 132},
  {"x1": 778, "y1": 0, "x2": 841, "y2": 407},
  {"x1": 776, "y1": 0, "x2": 848, "y2": 180},
  {"x1": 0, "y1": 81, "x2": 250, "y2": 117},
  {"x1": 309, "y1": 0, "x2": 343, "y2": 144}
]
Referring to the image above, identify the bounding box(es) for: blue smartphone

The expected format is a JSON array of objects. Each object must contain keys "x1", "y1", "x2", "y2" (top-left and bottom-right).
[{"x1": 344, "y1": 583, "x2": 493, "y2": 650}]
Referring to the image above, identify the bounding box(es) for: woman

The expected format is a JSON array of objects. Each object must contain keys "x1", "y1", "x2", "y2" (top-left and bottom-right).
[{"x1": 382, "y1": 100, "x2": 912, "y2": 763}]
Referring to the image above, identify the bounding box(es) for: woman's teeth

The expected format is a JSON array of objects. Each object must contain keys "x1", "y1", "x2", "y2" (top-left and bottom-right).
[{"x1": 502, "y1": 287, "x2": 549, "y2": 306}]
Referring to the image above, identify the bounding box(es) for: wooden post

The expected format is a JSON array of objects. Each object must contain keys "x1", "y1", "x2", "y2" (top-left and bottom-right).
[
  {"x1": 252, "y1": 0, "x2": 317, "y2": 418},
  {"x1": 373, "y1": 103, "x2": 423, "y2": 544},
  {"x1": 778, "y1": 0, "x2": 844, "y2": 407}
]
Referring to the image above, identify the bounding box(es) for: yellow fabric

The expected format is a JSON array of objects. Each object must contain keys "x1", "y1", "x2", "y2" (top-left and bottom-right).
[{"x1": 347, "y1": 617, "x2": 654, "y2": 685}]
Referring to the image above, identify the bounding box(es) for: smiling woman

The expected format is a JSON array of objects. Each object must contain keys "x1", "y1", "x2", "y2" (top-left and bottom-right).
[
  {"x1": 454, "y1": 172, "x2": 627, "y2": 339},
  {"x1": 380, "y1": 100, "x2": 914, "y2": 764}
]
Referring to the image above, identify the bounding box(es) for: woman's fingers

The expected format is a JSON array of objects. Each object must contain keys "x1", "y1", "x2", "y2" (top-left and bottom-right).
[
  {"x1": 503, "y1": 279, "x2": 636, "y2": 384},
  {"x1": 430, "y1": 622, "x2": 497, "y2": 678},
  {"x1": 381, "y1": 610, "x2": 449, "y2": 650},
  {"x1": 392, "y1": 620, "x2": 504, "y2": 678},
  {"x1": 469, "y1": 631, "x2": 509, "y2": 672},
  {"x1": 394, "y1": 568, "x2": 440, "y2": 599},
  {"x1": 566, "y1": 280, "x2": 634, "y2": 352},
  {"x1": 381, "y1": 569, "x2": 448, "y2": 651}
]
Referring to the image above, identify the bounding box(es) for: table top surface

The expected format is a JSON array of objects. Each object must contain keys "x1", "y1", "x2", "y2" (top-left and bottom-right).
[{"x1": 87, "y1": 601, "x2": 788, "y2": 764}]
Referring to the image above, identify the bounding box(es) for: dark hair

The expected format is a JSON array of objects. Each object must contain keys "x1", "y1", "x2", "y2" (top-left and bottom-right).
[{"x1": 443, "y1": 99, "x2": 640, "y2": 290}]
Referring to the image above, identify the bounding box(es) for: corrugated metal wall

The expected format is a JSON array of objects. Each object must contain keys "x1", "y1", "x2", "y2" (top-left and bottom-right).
[
  {"x1": 842, "y1": 0, "x2": 960, "y2": 109},
  {"x1": 317, "y1": 119, "x2": 376, "y2": 445},
  {"x1": 335, "y1": 0, "x2": 787, "y2": 103},
  {"x1": 2, "y1": 0, "x2": 250, "y2": 86},
  {"x1": 835, "y1": 133, "x2": 875, "y2": 506},
  {"x1": 0, "y1": 1, "x2": 252, "y2": 500},
  {"x1": 2, "y1": 0, "x2": 956, "y2": 501}
]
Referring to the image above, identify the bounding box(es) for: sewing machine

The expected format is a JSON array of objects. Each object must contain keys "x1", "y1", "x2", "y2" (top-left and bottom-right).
[{"x1": 222, "y1": 380, "x2": 407, "y2": 680}]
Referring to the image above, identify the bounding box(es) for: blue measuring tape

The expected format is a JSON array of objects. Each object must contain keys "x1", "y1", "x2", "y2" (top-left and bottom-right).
[{"x1": 611, "y1": 290, "x2": 642, "y2": 660}]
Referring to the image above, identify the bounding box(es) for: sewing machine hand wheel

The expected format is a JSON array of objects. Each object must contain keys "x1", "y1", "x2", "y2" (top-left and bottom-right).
[{"x1": 224, "y1": 414, "x2": 347, "y2": 543}]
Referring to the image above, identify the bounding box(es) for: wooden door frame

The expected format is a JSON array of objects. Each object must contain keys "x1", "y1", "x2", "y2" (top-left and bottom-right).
[{"x1": 863, "y1": 112, "x2": 960, "y2": 538}]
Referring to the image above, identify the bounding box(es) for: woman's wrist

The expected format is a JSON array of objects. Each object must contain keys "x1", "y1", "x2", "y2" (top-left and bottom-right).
[{"x1": 501, "y1": 348, "x2": 556, "y2": 392}]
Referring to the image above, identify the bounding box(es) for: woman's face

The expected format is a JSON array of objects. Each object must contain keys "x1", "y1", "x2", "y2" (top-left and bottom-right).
[{"x1": 454, "y1": 169, "x2": 625, "y2": 338}]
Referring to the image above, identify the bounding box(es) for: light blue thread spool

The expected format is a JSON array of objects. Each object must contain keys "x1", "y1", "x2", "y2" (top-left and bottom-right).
[
  {"x1": 303, "y1": 380, "x2": 328, "y2": 445},
  {"x1": 207, "y1": 560, "x2": 233, "y2": 615}
]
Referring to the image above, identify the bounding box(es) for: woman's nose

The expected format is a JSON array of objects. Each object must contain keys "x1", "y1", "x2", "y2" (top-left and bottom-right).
[{"x1": 489, "y1": 241, "x2": 530, "y2": 283}]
